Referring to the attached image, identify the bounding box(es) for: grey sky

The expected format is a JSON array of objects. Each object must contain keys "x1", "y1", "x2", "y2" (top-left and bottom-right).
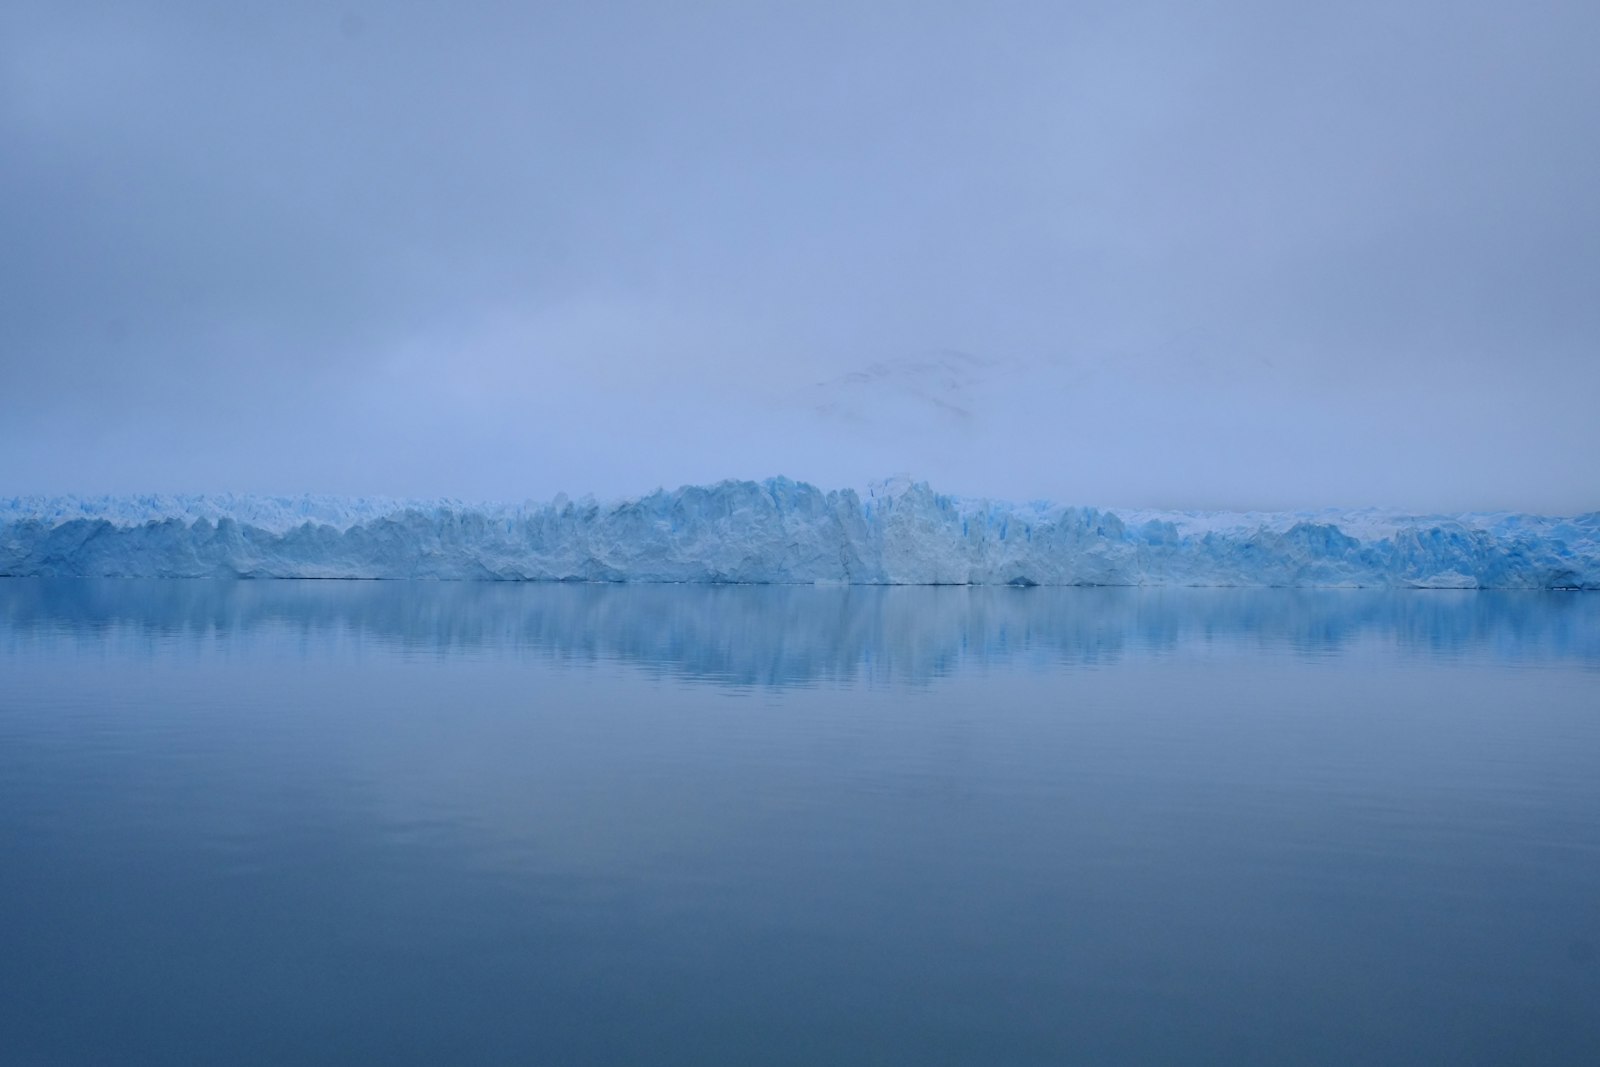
[{"x1": 3, "y1": 0, "x2": 1597, "y2": 511}]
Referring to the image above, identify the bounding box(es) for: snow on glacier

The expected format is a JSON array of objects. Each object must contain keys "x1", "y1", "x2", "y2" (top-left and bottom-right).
[{"x1": 1, "y1": 478, "x2": 1596, "y2": 587}]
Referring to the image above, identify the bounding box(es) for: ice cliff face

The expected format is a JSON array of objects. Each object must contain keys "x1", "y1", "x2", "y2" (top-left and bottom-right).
[{"x1": 1, "y1": 479, "x2": 1596, "y2": 587}]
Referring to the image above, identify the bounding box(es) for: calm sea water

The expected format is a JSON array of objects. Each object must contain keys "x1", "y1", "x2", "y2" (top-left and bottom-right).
[{"x1": 2, "y1": 580, "x2": 1598, "y2": 1066}]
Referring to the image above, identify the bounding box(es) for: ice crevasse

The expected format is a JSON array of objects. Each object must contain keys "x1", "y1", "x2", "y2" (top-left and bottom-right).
[{"x1": 1, "y1": 478, "x2": 1596, "y2": 588}]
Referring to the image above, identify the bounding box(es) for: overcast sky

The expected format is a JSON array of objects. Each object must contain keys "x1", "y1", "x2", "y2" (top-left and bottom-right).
[{"x1": 3, "y1": 0, "x2": 1597, "y2": 511}]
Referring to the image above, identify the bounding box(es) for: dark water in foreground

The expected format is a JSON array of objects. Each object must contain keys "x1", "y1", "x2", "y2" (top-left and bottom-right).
[{"x1": 2, "y1": 580, "x2": 1598, "y2": 1066}]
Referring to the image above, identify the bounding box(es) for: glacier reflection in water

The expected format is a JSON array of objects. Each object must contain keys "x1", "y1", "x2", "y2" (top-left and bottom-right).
[
  {"x1": 3, "y1": 579, "x2": 1598, "y2": 684},
  {"x1": 1, "y1": 579, "x2": 1598, "y2": 1066}
]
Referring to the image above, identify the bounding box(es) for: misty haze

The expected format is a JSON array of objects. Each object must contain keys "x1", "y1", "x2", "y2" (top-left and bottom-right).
[{"x1": 2, "y1": 2, "x2": 1598, "y2": 1064}]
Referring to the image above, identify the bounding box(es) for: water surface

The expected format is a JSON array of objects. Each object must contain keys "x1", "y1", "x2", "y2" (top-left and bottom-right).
[{"x1": 2, "y1": 580, "x2": 1598, "y2": 1065}]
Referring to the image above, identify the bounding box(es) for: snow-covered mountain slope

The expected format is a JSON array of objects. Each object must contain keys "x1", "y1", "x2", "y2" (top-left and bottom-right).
[{"x1": 2, "y1": 479, "x2": 1596, "y2": 587}]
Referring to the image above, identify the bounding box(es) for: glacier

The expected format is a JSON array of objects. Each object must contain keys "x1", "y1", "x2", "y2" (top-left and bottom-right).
[{"x1": 1, "y1": 478, "x2": 1596, "y2": 588}]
